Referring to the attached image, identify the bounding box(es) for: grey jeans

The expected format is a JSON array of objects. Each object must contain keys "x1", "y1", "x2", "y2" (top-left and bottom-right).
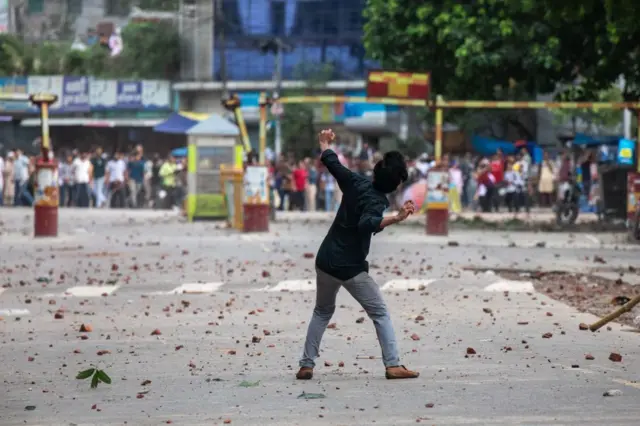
[{"x1": 299, "y1": 267, "x2": 400, "y2": 368}]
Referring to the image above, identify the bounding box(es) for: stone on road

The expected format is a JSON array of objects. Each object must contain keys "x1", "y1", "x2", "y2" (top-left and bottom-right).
[{"x1": 0, "y1": 209, "x2": 639, "y2": 425}]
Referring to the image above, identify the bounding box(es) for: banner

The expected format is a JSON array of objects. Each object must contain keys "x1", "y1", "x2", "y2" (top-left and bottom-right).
[
  {"x1": 0, "y1": 77, "x2": 29, "y2": 111},
  {"x1": 27, "y1": 76, "x2": 89, "y2": 112},
  {"x1": 617, "y1": 138, "x2": 635, "y2": 166},
  {"x1": 90, "y1": 79, "x2": 171, "y2": 110}
]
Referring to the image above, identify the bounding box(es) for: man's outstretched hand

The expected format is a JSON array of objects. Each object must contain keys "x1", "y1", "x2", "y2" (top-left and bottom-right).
[
  {"x1": 318, "y1": 129, "x2": 335, "y2": 152},
  {"x1": 396, "y1": 200, "x2": 416, "y2": 222}
]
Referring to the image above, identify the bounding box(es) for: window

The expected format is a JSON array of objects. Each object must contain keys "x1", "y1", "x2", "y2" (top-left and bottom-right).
[
  {"x1": 105, "y1": 0, "x2": 130, "y2": 17},
  {"x1": 27, "y1": 0, "x2": 44, "y2": 14},
  {"x1": 270, "y1": 1, "x2": 286, "y2": 36},
  {"x1": 67, "y1": 0, "x2": 83, "y2": 14}
]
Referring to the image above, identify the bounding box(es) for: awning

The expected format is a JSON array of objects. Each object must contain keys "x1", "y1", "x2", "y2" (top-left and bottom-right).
[
  {"x1": 171, "y1": 147, "x2": 187, "y2": 157},
  {"x1": 187, "y1": 113, "x2": 239, "y2": 136},
  {"x1": 21, "y1": 118, "x2": 162, "y2": 127},
  {"x1": 153, "y1": 111, "x2": 209, "y2": 134}
]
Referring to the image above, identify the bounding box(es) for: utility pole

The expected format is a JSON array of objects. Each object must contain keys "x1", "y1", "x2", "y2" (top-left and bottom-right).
[
  {"x1": 274, "y1": 38, "x2": 283, "y2": 158},
  {"x1": 215, "y1": 0, "x2": 229, "y2": 99}
]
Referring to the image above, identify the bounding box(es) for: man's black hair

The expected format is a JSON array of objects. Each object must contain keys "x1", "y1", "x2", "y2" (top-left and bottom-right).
[{"x1": 372, "y1": 150, "x2": 408, "y2": 194}]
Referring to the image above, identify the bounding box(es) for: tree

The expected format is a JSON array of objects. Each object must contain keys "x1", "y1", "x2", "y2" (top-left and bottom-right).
[
  {"x1": 363, "y1": 0, "x2": 577, "y2": 102},
  {"x1": 552, "y1": 86, "x2": 626, "y2": 134},
  {"x1": 0, "y1": 34, "x2": 30, "y2": 75},
  {"x1": 114, "y1": 21, "x2": 180, "y2": 79},
  {"x1": 269, "y1": 63, "x2": 335, "y2": 159},
  {"x1": 0, "y1": 21, "x2": 180, "y2": 79},
  {"x1": 363, "y1": 0, "x2": 640, "y2": 139}
]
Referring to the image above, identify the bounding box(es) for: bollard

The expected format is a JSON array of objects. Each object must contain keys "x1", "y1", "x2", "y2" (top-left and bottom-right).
[
  {"x1": 33, "y1": 157, "x2": 59, "y2": 236},
  {"x1": 243, "y1": 165, "x2": 269, "y2": 232},
  {"x1": 425, "y1": 166, "x2": 449, "y2": 236},
  {"x1": 30, "y1": 93, "x2": 59, "y2": 237}
]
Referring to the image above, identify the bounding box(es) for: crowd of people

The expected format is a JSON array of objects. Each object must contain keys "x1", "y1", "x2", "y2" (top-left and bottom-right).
[
  {"x1": 0, "y1": 141, "x2": 594, "y2": 215},
  {"x1": 0, "y1": 145, "x2": 188, "y2": 210},
  {"x1": 266, "y1": 143, "x2": 594, "y2": 216}
]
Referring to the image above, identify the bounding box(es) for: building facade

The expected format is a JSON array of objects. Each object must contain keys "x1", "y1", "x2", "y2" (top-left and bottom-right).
[
  {"x1": 176, "y1": 0, "x2": 415, "y2": 148},
  {"x1": 215, "y1": 0, "x2": 374, "y2": 81}
]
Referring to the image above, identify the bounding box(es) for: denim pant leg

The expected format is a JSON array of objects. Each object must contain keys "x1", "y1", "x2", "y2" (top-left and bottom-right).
[
  {"x1": 14, "y1": 181, "x2": 21, "y2": 206},
  {"x1": 325, "y1": 189, "x2": 334, "y2": 212},
  {"x1": 343, "y1": 272, "x2": 400, "y2": 367},
  {"x1": 299, "y1": 268, "x2": 342, "y2": 368}
]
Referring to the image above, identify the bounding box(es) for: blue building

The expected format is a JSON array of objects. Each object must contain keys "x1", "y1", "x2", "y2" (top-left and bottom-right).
[
  {"x1": 175, "y1": 0, "x2": 416, "y2": 149},
  {"x1": 214, "y1": 0, "x2": 376, "y2": 81}
]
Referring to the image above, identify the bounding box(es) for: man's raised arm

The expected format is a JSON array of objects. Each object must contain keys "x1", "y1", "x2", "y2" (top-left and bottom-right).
[{"x1": 318, "y1": 129, "x2": 352, "y2": 190}]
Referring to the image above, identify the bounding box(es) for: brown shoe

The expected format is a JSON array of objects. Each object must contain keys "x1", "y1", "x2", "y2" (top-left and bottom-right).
[
  {"x1": 296, "y1": 367, "x2": 313, "y2": 380},
  {"x1": 385, "y1": 365, "x2": 419, "y2": 379}
]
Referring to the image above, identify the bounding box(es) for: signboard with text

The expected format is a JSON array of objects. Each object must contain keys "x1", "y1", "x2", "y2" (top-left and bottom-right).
[
  {"x1": 89, "y1": 79, "x2": 171, "y2": 110},
  {"x1": 27, "y1": 76, "x2": 89, "y2": 112}
]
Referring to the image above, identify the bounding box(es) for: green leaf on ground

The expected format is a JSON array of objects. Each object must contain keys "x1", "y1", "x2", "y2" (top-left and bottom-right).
[
  {"x1": 238, "y1": 380, "x2": 260, "y2": 387},
  {"x1": 96, "y1": 370, "x2": 112, "y2": 384},
  {"x1": 76, "y1": 368, "x2": 96, "y2": 380},
  {"x1": 90, "y1": 373, "x2": 100, "y2": 389}
]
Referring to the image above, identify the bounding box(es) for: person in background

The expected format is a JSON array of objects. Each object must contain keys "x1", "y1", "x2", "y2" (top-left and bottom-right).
[
  {"x1": 58, "y1": 154, "x2": 74, "y2": 207},
  {"x1": 2, "y1": 152, "x2": 15, "y2": 206},
  {"x1": 276, "y1": 155, "x2": 293, "y2": 211},
  {"x1": 556, "y1": 150, "x2": 573, "y2": 202},
  {"x1": 537, "y1": 151, "x2": 555, "y2": 207},
  {"x1": 476, "y1": 161, "x2": 495, "y2": 213},
  {"x1": 321, "y1": 170, "x2": 336, "y2": 212},
  {"x1": 91, "y1": 146, "x2": 107, "y2": 207},
  {"x1": 490, "y1": 152, "x2": 504, "y2": 211},
  {"x1": 175, "y1": 157, "x2": 188, "y2": 212},
  {"x1": 292, "y1": 159, "x2": 308, "y2": 211},
  {"x1": 449, "y1": 160, "x2": 463, "y2": 215},
  {"x1": 460, "y1": 152, "x2": 473, "y2": 208},
  {"x1": 579, "y1": 149, "x2": 594, "y2": 199},
  {"x1": 106, "y1": 152, "x2": 127, "y2": 208},
  {"x1": 127, "y1": 150, "x2": 146, "y2": 208},
  {"x1": 150, "y1": 153, "x2": 162, "y2": 207},
  {"x1": 504, "y1": 160, "x2": 517, "y2": 212},
  {"x1": 513, "y1": 157, "x2": 530, "y2": 216},
  {"x1": 73, "y1": 151, "x2": 93, "y2": 208},
  {"x1": 304, "y1": 157, "x2": 317, "y2": 212},
  {"x1": 159, "y1": 154, "x2": 178, "y2": 208},
  {"x1": 13, "y1": 149, "x2": 33, "y2": 206},
  {"x1": 144, "y1": 155, "x2": 154, "y2": 208}
]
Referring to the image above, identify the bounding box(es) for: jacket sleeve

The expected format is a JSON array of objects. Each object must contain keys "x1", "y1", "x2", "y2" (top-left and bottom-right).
[
  {"x1": 321, "y1": 149, "x2": 353, "y2": 191},
  {"x1": 358, "y1": 198, "x2": 386, "y2": 235}
]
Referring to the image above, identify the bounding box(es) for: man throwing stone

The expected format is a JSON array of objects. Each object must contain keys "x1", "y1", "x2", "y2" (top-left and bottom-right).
[{"x1": 297, "y1": 129, "x2": 419, "y2": 380}]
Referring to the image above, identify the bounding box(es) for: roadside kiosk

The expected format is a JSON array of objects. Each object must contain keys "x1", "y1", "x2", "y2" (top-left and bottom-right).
[{"x1": 186, "y1": 114, "x2": 243, "y2": 221}]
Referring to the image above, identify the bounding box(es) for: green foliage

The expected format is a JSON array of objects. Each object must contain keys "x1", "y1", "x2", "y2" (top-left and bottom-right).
[
  {"x1": 0, "y1": 34, "x2": 30, "y2": 75},
  {"x1": 116, "y1": 21, "x2": 180, "y2": 79},
  {"x1": 280, "y1": 103, "x2": 316, "y2": 159},
  {"x1": 0, "y1": 22, "x2": 180, "y2": 80},
  {"x1": 363, "y1": 0, "x2": 640, "y2": 102},
  {"x1": 270, "y1": 63, "x2": 335, "y2": 158},
  {"x1": 552, "y1": 86, "x2": 625, "y2": 131},
  {"x1": 76, "y1": 367, "x2": 112, "y2": 389}
]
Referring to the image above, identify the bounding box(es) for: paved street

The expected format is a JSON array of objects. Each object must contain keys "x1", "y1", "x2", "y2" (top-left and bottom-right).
[{"x1": 1, "y1": 208, "x2": 639, "y2": 425}]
